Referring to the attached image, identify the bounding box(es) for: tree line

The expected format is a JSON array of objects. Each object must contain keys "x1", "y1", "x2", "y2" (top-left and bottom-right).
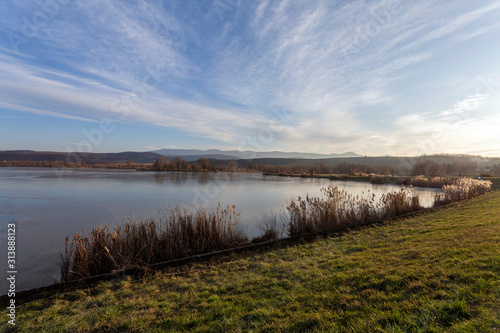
[{"x1": 3, "y1": 157, "x2": 500, "y2": 177}]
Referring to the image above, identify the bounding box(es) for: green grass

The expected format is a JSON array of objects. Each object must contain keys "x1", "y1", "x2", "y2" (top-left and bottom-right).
[{"x1": 2, "y1": 192, "x2": 500, "y2": 332}]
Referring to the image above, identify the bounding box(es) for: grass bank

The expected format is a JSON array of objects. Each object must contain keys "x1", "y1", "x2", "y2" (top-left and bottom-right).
[{"x1": 3, "y1": 191, "x2": 499, "y2": 332}]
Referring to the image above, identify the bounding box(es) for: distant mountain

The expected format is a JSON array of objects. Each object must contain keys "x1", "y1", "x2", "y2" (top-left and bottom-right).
[
  {"x1": 0, "y1": 149, "x2": 361, "y2": 164},
  {"x1": 152, "y1": 149, "x2": 362, "y2": 160},
  {"x1": 176, "y1": 154, "x2": 241, "y2": 162}
]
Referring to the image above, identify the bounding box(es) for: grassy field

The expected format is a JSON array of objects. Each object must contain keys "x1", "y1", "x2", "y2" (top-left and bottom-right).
[{"x1": 2, "y1": 192, "x2": 500, "y2": 332}]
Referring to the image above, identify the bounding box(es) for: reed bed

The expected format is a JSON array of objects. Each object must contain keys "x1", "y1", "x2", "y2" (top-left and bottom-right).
[
  {"x1": 287, "y1": 178, "x2": 492, "y2": 237},
  {"x1": 434, "y1": 177, "x2": 492, "y2": 206},
  {"x1": 370, "y1": 175, "x2": 455, "y2": 188},
  {"x1": 61, "y1": 204, "x2": 248, "y2": 282},
  {"x1": 399, "y1": 175, "x2": 456, "y2": 188},
  {"x1": 286, "y1": 185, "x2": 421, "y2": 237}
]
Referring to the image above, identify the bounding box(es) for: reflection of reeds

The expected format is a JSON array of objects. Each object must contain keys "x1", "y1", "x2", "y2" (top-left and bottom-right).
[
  {"x1": 61, "y1": 204, "x2": 248, "y2": 282},
  {"x1": 285, "y1": 185, "x2": 421, "y2": 237},
  {"x1": 434, "y1": 178, "x2": 492, "y2": 206}
]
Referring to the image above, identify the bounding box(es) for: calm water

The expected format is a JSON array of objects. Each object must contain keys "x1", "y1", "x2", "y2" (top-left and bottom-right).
[{"x1": 0, "y1": 167, "x2": 440, "y2": 291}]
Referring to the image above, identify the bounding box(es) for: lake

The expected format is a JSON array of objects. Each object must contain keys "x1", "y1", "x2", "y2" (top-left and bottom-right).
[{"x1": 0, "y1": 167, "x2": 441, "y2": 291}]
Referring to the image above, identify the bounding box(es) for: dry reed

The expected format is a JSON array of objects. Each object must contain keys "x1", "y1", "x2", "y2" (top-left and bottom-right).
[
  {"x1": 434, "y1": 177, "x2": 492, "y2": 206},
  {"x1": 251, "y1": 214, "x2": 282, "y2": 243},
  {"x1": 61, "y1": 204, "x2": 248, "y2": 282},
  {"x1": 399, "y1": 175, "x2": 455, "y2": 188},
  {"x1": 285, "y1": 185, "x2": 421, "y2": 237}
]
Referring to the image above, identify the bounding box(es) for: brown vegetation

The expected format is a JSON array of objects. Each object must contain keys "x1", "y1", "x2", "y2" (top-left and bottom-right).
[
  {"x1": 285, "y1": 185, "x2": 421, "y2": 237},
  {"x1": 434, "y1": 177, "x2": 492, "y2": 206},
  {"x1": 261, "y1": 162, "x2": 398, "y2": 176},
  {"x1": 61, "y1": 204, "x2": 248, "y2": 282},
  {"x1": 399, "y1": 175, "x2": 456, "y2": 188},
  {"x1": 369, "y1": 174, "x2": 390, "y2": 184}
]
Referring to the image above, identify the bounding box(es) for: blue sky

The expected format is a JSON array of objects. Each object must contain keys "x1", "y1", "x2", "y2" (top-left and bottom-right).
[{"x1": 0, "y1": 0, "x2": 499, "y2": 156}]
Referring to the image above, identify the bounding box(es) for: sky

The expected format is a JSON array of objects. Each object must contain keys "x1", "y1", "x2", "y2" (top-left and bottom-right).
[{"x1": 0, "y1": 0, "x2": 499, "y2": 157}]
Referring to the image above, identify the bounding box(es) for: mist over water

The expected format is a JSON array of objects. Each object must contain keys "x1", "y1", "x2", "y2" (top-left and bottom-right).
[{"x1": 0, "y1": 167, "x2": 440, "y2": 291}]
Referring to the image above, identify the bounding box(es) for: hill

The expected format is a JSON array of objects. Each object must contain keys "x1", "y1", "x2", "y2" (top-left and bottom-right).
[
  {"x1": 234, "y1": 155, "x2": 500, "y2": 168},
  {"x1": 152, "y1": 148, "x2": 362, "y2": 159},
  {"x1": 5, "y1": 192, "x2": 499, "y2": 332},
  {"x1": 0, "y1": 150, "x2": 163, "y2": 163}
]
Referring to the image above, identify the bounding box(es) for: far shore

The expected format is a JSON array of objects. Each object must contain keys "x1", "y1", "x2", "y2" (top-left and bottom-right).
[{"x1": 2, "y1": 162, "x2": 499, "y2": 190}]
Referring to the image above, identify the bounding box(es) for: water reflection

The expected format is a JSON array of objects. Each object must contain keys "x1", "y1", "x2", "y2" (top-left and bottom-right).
[
  {"x1": 153, "y1": 172, "x2": 237, "y2": 185},
  {"x1": 155, "y1": 172, "x2": 188, "y2": 185}
]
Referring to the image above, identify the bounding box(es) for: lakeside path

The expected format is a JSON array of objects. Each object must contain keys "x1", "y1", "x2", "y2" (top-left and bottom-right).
[{"x1": 2, "y1": 192, "x2": 499, "y2": 332}]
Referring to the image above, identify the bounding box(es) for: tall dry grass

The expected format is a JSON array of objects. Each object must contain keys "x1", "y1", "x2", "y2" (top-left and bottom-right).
[
  {"x1": 434, "y1": 178, "x2": 492, "y2": 206},
  {"x1": 378, "y1": 186, "x2": 421, "y2": 219},
  {"x1": 286, "y1": 185, "x2": 421, "y2": 237},
  {"x1": 399, "y1": 175, "x2": 455, "y2": 188},
  {"x1": 251, "y1": 213, "x2": 282, "y2": 244},
  {"x1": 61, "y1": 204, "x2": 248, "y2": 282}
]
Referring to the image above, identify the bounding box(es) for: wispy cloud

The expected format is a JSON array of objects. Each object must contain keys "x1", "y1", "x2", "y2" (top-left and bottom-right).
[{"x1": 1, "y1": 0, "x2": 499, "y2": 155}]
